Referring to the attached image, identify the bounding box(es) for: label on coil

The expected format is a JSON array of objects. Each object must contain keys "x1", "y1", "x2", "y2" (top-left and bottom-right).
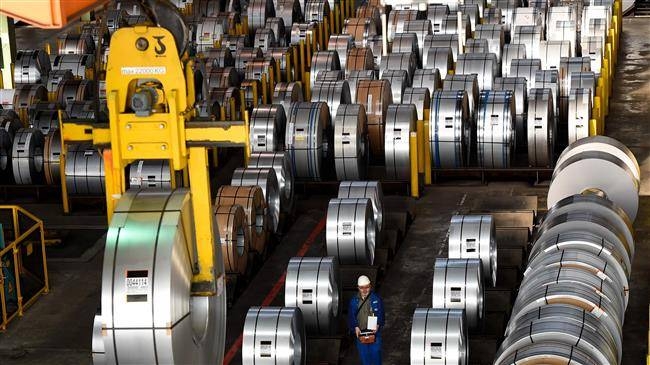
[{"x1": 342, "y1": 221, "x2": 353, "y2": 235}]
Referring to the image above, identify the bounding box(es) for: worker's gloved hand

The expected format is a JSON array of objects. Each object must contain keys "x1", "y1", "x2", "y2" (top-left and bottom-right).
[{"x1": 355, "y1": 327, "x2": 361, "y2": 337}]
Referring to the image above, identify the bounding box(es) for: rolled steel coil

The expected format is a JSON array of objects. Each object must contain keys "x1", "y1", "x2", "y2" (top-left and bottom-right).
[
  {"x1": 266, "y1": 47, "x2": 292, "y2": 80},
  {"x1": 98, "y1": 189, "x2": 226, "y2": 365},
  {"x1": 264, "y1": 18, "x2": 286, "y2": 47},
  {"x1": 91, "y1": 314, "x2": 106, "y2": 364},
  {"x1": 427, "y1": 4, "x2": 449, "y2": 33},
  {"x1": 334, "y1": 104, "x2": 368, "y2": 181},
  {"x1": 356, "y1": 5, "x2": 382, "y2": 34},
  {"x1": 429, "y1": 90, "x2": 470, "y2": 169},
  {"x1": 539, "y1": 40, "x2": 573, "y2": 71},
  {"x1": 567, "y1": 88, "x2": 592, "y2": 144},
  {"x1": 448, "y1": 215, "x2": 497, "y2": 287},
  {"x1": 556, "y1": 136, "x2": 640, "y2": 182},
  {"x1": 221, "y1": 35, "x2": 248, "y2": 52},
  {"x1": 511, "y1": 25, "x2": 542, "y2": 59},
  {"x1": 549, "y1": 150, "x2": 639, "y2": 220},
  {"x1": 412, "y1": 69, "x2": 441, "y2": 94},
  {"x1": 231, "y1": 167, "x2": 281, "y2": 234},
  {"x1": 392, "y1": 33, "x2": 420, "y2": 67},
  {"x1": 512, "y1": 6, "x2": 545, "y2": 29},
  {"x1": 128, "y1": 160, "x2": 171, "y2": 189},
  {"x1": 581, "y1": 36, "x2": 604, "y2": 74},
  {"x1": 310, "y1": 51, "x2": 341, "y2": 93},
  {"x1": 0, "y1": 112, "x2": 21, "y2": 180},
  {"x1": 459, "y1": 4, "x2": 480, "y2": 32},
  {"x1": 387, "y1": 9, "x2": 420, "y2": 42},
  {"x1": 14, "y1": 50, "x2": 51, "y2": 84},
  {"x1": 569, "y1": 72, "x2": 596, "y2": 97},
  {"x1": 403, "y1": 87, "x2": 431, "y2": 121},
  {"x1": 495, "y1": 341, "x2": 601, "y2": 365},
  {"x1": 290, "y1": 22, "x2": 319, "y2": 47},
  {"x1": 45, "y1": 69, "x2": 74, "y2": 95},
  {"x1": 215, "y1": 185, "x2": 267, "y2": 253},
  {"x1": 311, "y1": 80, "x2": 351, "y2": 123},
  {"x1": 234, "y1": 48, "x2": 263, "y2": 76},
  {"x1": 501, "y1": 44, "x2": 526, "y2": 77},
  {"x1": 380, "y1": 70, "x2": 408, "y2": 104},
  {"x1": 474, "y1": 24, "x2": 504, "y2": 62},
  {"x1": 345, "y1": 48, "x2": 374, "y2": 78},
  {"x1": 191, "y1": 0, "x2": 221, "y2": 17},
  {"x1": 366, "y1": 35, "x2": 384, "y2": 69},
  {"x1": 477, "y1": 90, "x2": 515, "y2": 168},
  {"x1": 326, "y1": 197, "x2": 377, "y2": 265},
  {"x1": 347, "y1": 70, "x2": 376, "y2": 103},
  {"x1": 464, "y1": 38, "x2": 490, "y2": 54},
  {"x1": 215, "y1": 204, "x2": 250, "y2": 275},
  {"x1": 285, "y1": 102, "x2": 330, "y2": 181},
  {"x1": 194, "y1": 17, "x2": 228, "y2": 52},
  {"x1": 385, "y1": 104, "x2": 416, "y2": 180},
  {"x1": 527, "y1": 88, "x2": 555, "y2": 167},
  {"x1": 440, "y1": 14, "x2": 471, "y2": 47},
  {"x1": 456, "y1": 53, "x2": 498, "y2": 91},
  {"x1": 355, "y1": 79, "x2": 392, "y2": 158},
  {"x1": 423, "y1": 34, "x2": 460, "y2": 63},
  {"x1": 403, "y1": 19, "x2": 433, "y2": 62},
  {"x1": 65, "y1": 143, "x2": 105, "y2": 195},
  {"x1": 123, "y1": 14, "x2": 148, "y2": 27},
  {"x1": 327, "y1": 35, "x2": 354, "y2": 70},
  {"x1": 13, "y1": 84, "x2": 48, "y2": 115},
  {"x1": 483, "y1": 7, "x2": 503, "y2": 27},
  {"x1": 207, "y1": 67, "x2": 240, "y2": 88},
  {"x1": 315, "y1": 70, "x2": 344, "y2": 83},
  {"x1": 273, "y1": 82, "x2": 304, "y2": 122},
  {"x1": 12, "y1": 128, "x2": 44, "y2": 185},
  {"x1": 276, "y1": 0, "x2": 303, "y2": 35},
  {"x1": 250, "y1": 105, "x2": 286, "y2": 153},
  {"x1": 443, "y1": 75, "x2": 479, "y2": 120},
  {"x1": 285, "y1": 256, "x2": 340, "y2": 335},
  {"x1": 493, "y1": 77, "x2": 527, "y2": 152},
  {"x1": 432, "y1": 258, "x2": 484, "y2": 328},
  {"x1": 423, "y1": 47, "x2": 453, "y2": 80},
  {"x1": 50, "y1": 54, "x2": 93, "y2": 79},
  {"x1": 547, "y1": 20, "x2": 577, "y2": 54},
  {"x1": 535, "y1": 69, "x2": 560, "y2": 116},
  {"x1": 303, "y1": 0, "x2": 330, "y2": 23},
  {"x1": 66, "y1": 100, "x2": 104, "y2": 120},
  {"x1": 380, "y1": 52, "x2": 417, "y2": 86},
  {"x1": 244, "y1": 57, "x2": 276, "y2": 85},
  {"x1": 58, "y1": 33, "x2": 95, "y2": 55},
  {"x1": 337, "y1": 181, "x2": 383, "y2": 232},
  {"x1": 410, "y1": 308, "x2": 467, "y2": 365},
  {"x1": 254, "y1": 28, "x2": 276, "y2": 53},
  {"x1": 242, "y1": 307, "x2": 305, "y2": 365},
  {"x1": 493, "y1": 0, "x2": 517, "y2": 32},
  {"x1": 208, "y1": 86, "x2": 241, "y2": 120},
  {"x1": 248, "y1": 0, "x2": 275, "y2": 34},
  {"x1": 30, "y1": 107, "x2": 61, "y2": 136},
  {"x1": 509, "y1": 58, "x2": 541, "y2": 92},
  {"x1": 248, "y1": 151, "x2": 294, "y2": 215},
  {"x1": 559, "y1": 56, "x2": 591, "y2": 97},
  {"x1": 55, "y1": 79, "x2": 95, "y2": 106}
]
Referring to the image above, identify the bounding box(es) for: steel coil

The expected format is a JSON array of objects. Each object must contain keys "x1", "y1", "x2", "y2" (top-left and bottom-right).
[
  {"x1": 410, "y1": 308, "x2": 467, "y2": 365},
  {"x1": 465, "y1": 38, "x2": 490, "y2": 54},
  {"x1": 509, "y1": 58, "x2": 541, "y2": 92},
  {"x1": 477, "y1": 90, "x2": 515, "y2": 168},
  {"x1": 13, "y1": 84, "x2": 48, "y2": 115},
  {"x1": 403, "y1": 87, "x2": 431, "y2": 121},
  {"x1": 326, "y1": 197, "x2": 377, "y2": 265},
  {"x1": 337, "y1": 181, "x2": 383, "y2": 232},
  {"x1": 45, "y1": 69, "x2": 74, "y2": 94},
  {"x1": 58, "y1": 33, "x2": 95, "y2": 55},
  {"x1": 315, "y1": 70, "x2": 344, "y2": 83},
  {"x1": 501, "y1": 44, "x2": 526, "y2": 77},
  {"x1": 273, "y1": 82, "x2": 304, "y2": 122},
  {"x1": 493, "y1": 77, "x2": 527, "y2": 152},
  {"x1": 310, "y1": 51, "x2": 341, "y2": 92},
  {"x1": 581, "y1": 36, "x2": 604, "y2": 74},
  {"x1": 493, "y1": 0, "x2": 517, "y2": 32},
  {"x1": 254, "y1": 28, "x2": 277, "y2": 52},
  {"x1": 569, "y1": 72, "x2": 596, "y2": 97},
  {"x1": 440, "y1": 14, "x2": 471, "y2": 47},
  {"x1": 264, "y1": 17, "x2": 286, "y2": 47},
  {"x1": 128, "y1": 160, "x2": 171, "y2": 189},
  {"x1": 526, "y1": 88, "x2": 555, "y2": 167},
  {"x1": 334, "y1": 104, "x2": 368, "y2": 180},
  {"x1": 311, "y1": 80, "x2": 351, "y2": 122},
  {"x1": 474, "y1": 24, "x2": 504, "y2": 62},
  {"x1": 248, "y1": 151, "x2": 294, "y2": 215},
  {"x1": 412, "y1": 69, "x2": 441, "y2": 94},
  {"x1": 427, "y1": 4, "x2": 449, "y2": 33},
  {"x1": 548, "y1": 20, "x2": 577, "y2": 54},
  {"x1": 424, "y1": 34, "x2": 460, "y2": 63},
  {"x1": 194, "y1": 17, "x2": 228, "y2": 52},
  {"x1": 242, "y1": 307, "x2": 305, "y2": 365},
  {"x1": 567, "y1": 88, "x2": 592, "y2": 144},
  {"x1": 385, "y1": 104, "x2": 416, "y2": 180},
  {"x1": 250, "y1": 105, "x2": 286, "y2": 153},
  {"x1": 539, "y1": 40, "x2": 573, "y2": 71},
  {"x1": 266, "y1": 47, "x2": 292, "y2": 80},
  {"x1": 12, "y1": 128, "x2": 44, "y2": 184},
  {"x1": 216, "y1": 185, "x2": 267, "y2": 253},
  {"x1": 65, "y1": 143, "x2": 105, "y2": 195},
  {"x1": 356, "y1": 5, "x2": 382, "y2": 34},
  {"x1": 355, "y1": 79, "x2": 392, "y2": 158},
  {"x1": 215, "y1": 204, "x2": 250, "y2": 275},
  {"x1": 276, "y1": 0, "x2": 303, "y2": 35},
  {"x1": 483, "y1": 7, "x2": 503, "y2": 27},
  {"x1": 448, "y1": 215, "x2": 497, "y2": 287},
  {"x1": 366, "y1": 35, "x2": 385, "y2": 69},
  {"x1": 285, "y1": 256, "x2": 339, "y2": 335},
  {"x1": 559, "y1": 57, "x2": 591, "y2": 97},
  {"x1": 429, "y1": 90, "x2": 470, "y2": 169},
  {"x1": 557, "y1": 136, "x2": 640, "y2": 182},
  {"x1": 285, "y1": 102, "x2": 330, "y2": 181},
  {"x1": 221, "y1": 35, "x2": 248, "y2": 52},
  {"x1": 511, "y1": 25, "x2": 542, "y2": 59},
  {"x1": 290, "y1": 22, "x2": 318, "y2": 47},
  {"x1": 342, "y1": 18, "x2": 377, "y2": 49},
  {"x1": 207, "y1": 67, "x2": 240, "y2": 89},
  {"x1": 248, "y1": 0, "x2": 275, "y2": 34},
  {"x1": 387, "y1": 9, "x2": 420, "y2": 42},
  {"x1": 456, "y1": 53, "x2": 498, "y2": 91},
  {"x1": 51, "y1": 54, "x2": 93, "y2": 79},
  {"x1": 380, "y1": 53, "x2": 417, "y2": 86},
  {"x1": 432, "y1": 258, "x2": 484, "y2": 328},
  {"x1": 231, "y1": 167, "x2": 280, "y2": 233},
  {"x1": 66, "y1": 100, "x2": 104, "y2": 120},
  {"x1": 495, "y1": 341, "x2": 601, "y2": 365},
  {"x1": 234, "y1": 48, "x2": 263, "y2": 76},
  {"x1": 14, "y1": 50, "x2": 51, "y2": 84},
  {"x1": 303, "y1": 0, "x2": 330, "y2": 22},
  {"x1": 380, "y1": 69, "x2": 408, "y2": 104},
  {"x1": 423, "y1": 47, "x2": 453, "y2": 81},
  {"x1": 0, "y1": 112, "x2": 21, "y2": 180},
  {"x1": 347, "y1": 70, "x2": 376, "y2": 103},
  {"x1": 459, "y1": 4, "x2": 480, "y2": 32},
  {"x1": 30, "y1": 107, "x2": 62, "y2": 136},
  {"x1": 443, "y1": 75, "x2": 479, "y2": 121},
  {"x1": 403, "y1": 20, "x2": 432, "y2": 62},
  {"x1": 327, "y1": 35, "x2": 354, "y2": 70},
  {"x1": 344, "y1": 48, "x2": 374, "y2": 79},
  {"x1": 534, "y1": 70, "x2": 560, "y2": 116},
  {"x1": 245, "y1": 57, "x2": 276, "y2": 85},
  {"x1": 56, "y1": 79, "x2": 95, "y2": 106}
]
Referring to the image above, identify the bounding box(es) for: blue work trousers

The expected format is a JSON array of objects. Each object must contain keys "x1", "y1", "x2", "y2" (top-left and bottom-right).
[{"x1": 355, "y1": 334, "x2": 382, "y2": 365}]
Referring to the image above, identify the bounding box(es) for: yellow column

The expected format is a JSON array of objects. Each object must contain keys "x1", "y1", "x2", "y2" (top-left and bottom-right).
[
  {"x1": 409, "y1": 131, "x2": 419, "y2": 198},
  {"x1": 0, "y1": 16, "x2": 16, "y2": 89},
  {"x1": 423, "y1": 118, "x2": 432, "y2": 185}
]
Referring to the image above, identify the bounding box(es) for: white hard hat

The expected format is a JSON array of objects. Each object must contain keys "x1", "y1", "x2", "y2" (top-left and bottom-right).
[{"x1": 357, "y1": 275, "x2": 371, "y2": 286}]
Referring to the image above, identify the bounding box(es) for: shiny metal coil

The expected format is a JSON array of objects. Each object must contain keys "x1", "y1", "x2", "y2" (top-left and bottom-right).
[
  {"x1": 429, "y1": 90, "x2": 470, "y2": 169},
  {"x1": 526, "y1": 88, "x2": 555, "y2": 167},
  {"x1": 380, "y1": 52, "x2": 417, "y2": 86},
  {"x1": 216, "y1": 185, "x2": 267, "y2": 253},
  {"x1": 391, "y1": 33, "x2": 420, "y2": 67},
  {"x1": 464, "y1": 38, "x2": 490, "y2": 54},
  {"x1": 13, "y1": 84, "x2": 49, "y2": 114},
  {"x1": 423, "y1": 47, "x2": 453, "y2": 81},
  {"x1": 448, "y1": 215, "x2": 497, "y2": 287},
  {"x1": 443, "y1": 75, "x2": 479, "y2": 120},
  {"x1": 45, "y1": 69, "x2": 73, "y2": 94},
  {"x1": 459, "y1": 4, "x2": 480, "y2": 32},
  {"x1": 356, "y1": 5, "x2": 382, "y2": 34},
  {"x1": 234, "y1": 48, "x2": 263, "y2": 76},
  {"x1": 402, "y1": 87, "x2": 431, "y2": 121},
  {"x1": 535, "y1": 70, "x2": 561, "y2": 117},
  {"x1": 250, "y1": 105, "x2": 286, "y2": 153},
  {"x1": 511, "y1": 25, "x2": 543, "y2": 59},
  {"x1": 55, "y1": 79, "x2": 95, "y2": 106},
  {"x1": 0, "y1": 113, "x2": 20, "y2": 180},
  {"x1": 559, "y1": 56, "x2": 591, "y2": 97},
  {"x1": 410, "y1": 308, "x2": 467, "y2": 365},
  {"x1": 273, "y1": 82, "x2": 304, "y2": 122},
  {"x1": 220, "y1": 35, "x2": 248, "y2": 52},
  {"x1": 50, "y1": 54, "x2": 93, "y2": 79},
  {"x1": 385, "y1": 104, "x2": 416, "y2": 180},
  {"x1": 207, "y1": 67, "x2": 240, "y2": 88},
  {"x1": 342, "y1": 18, "x2": 378, "y2": 48},
  {"x1": 194, "y1": 17, "x2": 228, "y2": 52},
  {"x1": 539, "y1": 40, "x2": 573, "y2": 71},
  {"x1": 483, "y1": 7, "x2": 503, "y2": 27},
  {"x1": 345, "y1": 48, "x2": 374, "y2": 78},
  {"x1": 440, "y1": 14, "x2": 471, "y2": 47},
  {"x1": 493, "y1": 76, "x2": 527, "y2": 152},
  {"x1": 311, "y1": 80, "x2": 352, "y2": 123},
  {"x1": 412, "y1": 69, "x2": 441, "y2": 95},
  {"x1": 12, "y1": 128, "x2": 44, "y2": 185},
  {"x1": 248, "y1": 0, "x2": 275, "y2": 34},
  {"x1": 474, "y1": 24, "x2": 504, "y2": 62},
  {"x1": 276, "y1": 0, "x2": 303, "y2": 35},
  {"x1": 456, "y1": 53, "x2": 498, "y2": 91},
  {"x1": 347, "y1": 70, "x2": 376, "y2": 104},
  {"x1": 337, "y1": 181, "x2": 383, "y2": 232},
  {"x1": 427, "y1": 4, "x2": 449, "y2": 33},
  {"x1": 310, "y1": 51, "x2": 341, "y2": 92},
  {"x1": 366, "y1": 35, "x2": 385, "y2": 69},
  {"x1": 387, "y1": 9, "x2": 420, "y2": 42},
  {"x1": 58, "y1": 33, "x2": 95, "y2": 55},
  {"x1": 334, "y1": 104, "x2": 368, "y2": 181},
  {"x1": 242, "y1": 307, "x2": 305, "y2": 365},
  {"x1": 303, "y1": 0, "x2": 330, "y2": 23},
  {"x1": 215, "y1": 204, "x2": 250, "y2": 275},
  {"x1": 253, "y1": 28, "x2": 277, "y2": 52},
  {"x1": 423, "y1": 34, "x2": 460, "y2": 64},
  {"x1": 208, "y1": 86, "x2": 241, "y2": 120},
  {"x1": 14, "y1": 50, "x2": 51, "y2": 84},
  {"x1": 380, "y1": 69, "x2": 408, "y2": 104},
  {"x1": 327, "y1": 35, "x2": 354, "y2": 70},
  {"x1": 355, "y1": 79, "x2": 392, "y2": 158},
  {"x1": 326, "y1": 197, "x2": 377, "y2": 265},
  {"x1": 567, "y1": 88, "x2": 592, "y2": 144},
  {"x1": 285, "y1": 256, "x2": 340, "y2": 335},
  {"x1": 266, "y1": 47, "x2": 291, "y2": 80},
  {"x1": 501, "y1": 44, "x2": 526, "y2": 77},
  {"x1": 477, "y1": 90, "x2": 515, "y2": 168},
  {"x1": 432, "y1": 258, "x2": 484, "y2": 328},
  {"x1": 66, "y1": 100, "x2": 103, "y2": 120},
  {"x1": 244, "y1": 57, "x2": 276, "y2": 85},
  {"x1": 264, "y1": 18, "x2": 286, "y2": 47},
  {"x1": 248, "y1": 151, "x2": 294, "y2": 215},
  {"x1": 403, "y1": 20, "x2": 433, "y2": 63},
  {"x1": 128, "y1": 160, "x2": 171, "y2": 189},
  {"x1": 547, "y1": 20, "x2": 577, "y2": 54},
  {"x1": 30, "y1": 108, "x2": 62, "y2": 136},
  {"x1": 231, "y1": 167, "x2": 281, "y2": 234},
  {"x1": 495, "y1": 341, "x2": 601, "y2": 365},
  {"x1": 290, "y1": 22, "x2": 319, "y2": 47},
  {"x1": 285, "y1": 102, "x2": 330, "y2": 181},
  {"x1": 509, "y1": 58, "x2": 541, "y2": 92},
  {"x1": 569, "y1": 72, "x2": 596, "y2": 97},
  {"x1": 65, "y1": 143, "x2": 105, "y2": 195}
]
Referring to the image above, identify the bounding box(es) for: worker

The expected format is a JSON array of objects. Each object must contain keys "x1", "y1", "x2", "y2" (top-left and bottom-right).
[{"x1": 348, "y1": 275, "x2": 385, "y2": 365}]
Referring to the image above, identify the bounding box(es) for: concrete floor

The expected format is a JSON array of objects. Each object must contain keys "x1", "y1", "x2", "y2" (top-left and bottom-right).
[{"x1": 0, "y1": 16, "x2": 649, "y2": 365}]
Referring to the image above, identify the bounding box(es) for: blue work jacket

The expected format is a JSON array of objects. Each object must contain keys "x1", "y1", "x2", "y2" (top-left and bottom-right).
[{"x1": 347, "y1": 291, "x2": 385, "y2": 334}]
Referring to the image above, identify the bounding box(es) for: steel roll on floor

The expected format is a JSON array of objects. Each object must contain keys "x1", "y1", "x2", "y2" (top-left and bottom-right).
[
  {"x1": 440, "y1": 14, "x2": 471, "y2": 47},
  {"x1": 334, "y1": 104, "x2": 368, "y2": 181},
  {"x1": 337, "y1": 181, "x2": 383, "y2": 232},
  {"x1": 412, "y1": 69, "x2": 441, "y2": 94},
  {"x1": 366, "y1": 35, "x2": 384, "y2": 69},
  {"x1": 285, "y1": 256, "x2": 340, "y2": 335},
  {"x1": 285, "y1": 102, "x2": 330, "y2": 181},
  {"x1": 290, "y1": 22, "x2": 317, "y2": 47},
  {"x1": 231, "y1": 167, "x2": 280, "y2": 234},
  {"x1": 403, "y1": 88, "x2": 431, "y2": 122},
  {"x1": 427, "y1": 4, "x2": 449, "y2": 33},
  {"x1": 342, "y1": 18, "x2": 378, "y2": 48},
  {"x1": 51, "y1": 54, "x2": 93, "y2": 79},
  {"x1": 45, "y1": 69, "x2": 73, "y2": 94},
  {"x1": 12, "y1": 128, "x2": 44, "y2": 185},
  {"x1": 310, "y1": 51, "x2": 341, "y2": 93},
  {"x1": 248, "y1": 151, "x2": 294, "y2": 215},
  {"x1": 569, "y1": 72, "x2": 596, "y2": 98},
  {"x1": 55, "y1": 79, "x2": 95, "y2": 106},
  {"x1": 567, "y1": 88, "x2": 592, "y2": 144},
  {"x1": 392, "y1": 33, "x2": 420, "y2": 67},
  {"x1": 250, "y1": 105, "x2": 286, "y2": 153},
  {"x1": 464, "y1": 39, "x2": 490, "y2": 54},
  {"x1": 495, "y1": 341, "x2": 603, "y2": 365},
  {"x1": 215, "y1": 204, "x2": 250, "y2": 275},
  {"x1": 356, "y1": 5, "x2": 381, "y2": 34},
  {"x1": 208, "y1": 86, "x2": 242, "y2": 120},
  {"x1": 459, "y1": 4, "x2": 480, "y2": 32},
  {"x1": 431, "y1": 258, "x2": 484, "y2": 329},
  {"x1": 548, "y1": 150, "x2": 639, "y2": 221},
  {"x1": 207, "y1": 67, "x2": 240, "y2": 88},
  {"x1": 501, "y1": 44, "x2": 526, "y2": 78},
  {"x1": 448, "y1": 215, "x2": 497, "y2": 287},
  {"x1": 404, "y1": 20, "x2": 433, "y2": 62},
  {"x1": 215, "y1": 186, "x2": 267, "y2": 254},
  {"x1": 65, "y1": 143, "x2": 105, "y2": 195},
  {"x1": 245, "y1": 57, "x2": 277, "y2": 85},
  {"x1": 14, "y1": 50, "x2": 51, "y2": 84},
  {"x1": 220, "y1": 35, "x2": 247, "y2": 52},
  {"x1": 380, "y1": 53, "x2": 417, "y2": 86},
  {"x1": 509, "y1": 59, "x2": 542, "y2": 93},
  {"x1": 410, "y1": 308, "x2": 467, "y2": 365},
  {"x1": 511, "y1": 25, "x2": 542, "y2": 59},
  {"x1": 276, "y1": 0, "x2": 303, "y2": 35},
  {"x1": 234, "y1": 48, "x2": 263, "y2": 76},
  {"x1": 311, "y1": 80, "x2": 352, "y2": 122},
  {"x1": 58, "y1": 33, "x2": 95, "y2": 55},
  {"x1": 345, "y1": 47, "x2": 374, "y2": 76},
  {"x1": 387, "y1": 9, "x2": 420, "y2": 42},
  {"x1": 385, "y1": 104, "x2": 417, "y2": 181},
  {"x1": 248, "y1": 0, "x2": 275, "y2": 34},
  {"x1": 474, "y1": 24, "x2": 504, "y2": 62},
  {"x1": 194, "y1": 17, "x2": 228, "y2": 52},
  {"x1": 128, "y1": 160, "x2": 171, "y2": 189},
  {"x1": 423, "y1": 47, "x2": 454, "y2": 81},
  {"x1": 380, "y1": 70, "x2": 408, "y2": 104},
  {"x1": 424, "y1": 34, "x2": 460, "y2": 64},
  {"x1": 443, "y1": 75, "x2": 479, "y2": 121},
  {"x1": 539, "y1": 40, "x2": 573, "y2": 71},
  {"x1": 242, "y1": 307, "x2": 305, "y2": 365},
  {"x1": 30, "y1": 108, "x2": 62, "y2": 136},
  {"x1": 477, "y1": 90, "x2": 515, "y2": 168},
  {"x1": 315, "y1": 70, "x2": 344, "y2": 83},
  {"x1": 96, "y1": 189, "x2": 227, "y2": 364},
  {"x1": 12, "y1": 84, "x2": 48, "y2": 114},
  {"x1": 355, "y1": 79, "x2": 392, "y2": 159},
  {"x1": 254, "y1": 28, "x2": 277, "y2": 52},
  {"x1": 429, "y1": 90, "x2": 470, "y2": 169},
  {"x1": 559, "y1": 57, "x2": 591, "y2": 98},
  {"x1": 326, "y1": 197, "x2": 377, "y2": 265},
  {"x1": 273, "y1": 82, "x2": 304, "y2": 122},
  {"x1": 527, "y1": 88, "x2": 555, "y2": 167},
  {"x1": 327, "y1": 35, "x2": 354, "y2": 70},
  {"x1": 494, "y1": 77, "x2": 527, "y2": 152},
  {"x1": 347, "y1": 70, "x2": 376, "y2": 103},
  {"x1": 303, "y1": 0, "x2": 330, "y2": 23},
  {"x1": 556, "y1": 136, "x2": 640, "y2": 182}
]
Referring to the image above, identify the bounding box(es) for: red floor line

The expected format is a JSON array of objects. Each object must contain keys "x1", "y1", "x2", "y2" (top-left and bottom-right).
[{"x1": 223, "y1": 216, "x2": 327, "y2": 365}]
